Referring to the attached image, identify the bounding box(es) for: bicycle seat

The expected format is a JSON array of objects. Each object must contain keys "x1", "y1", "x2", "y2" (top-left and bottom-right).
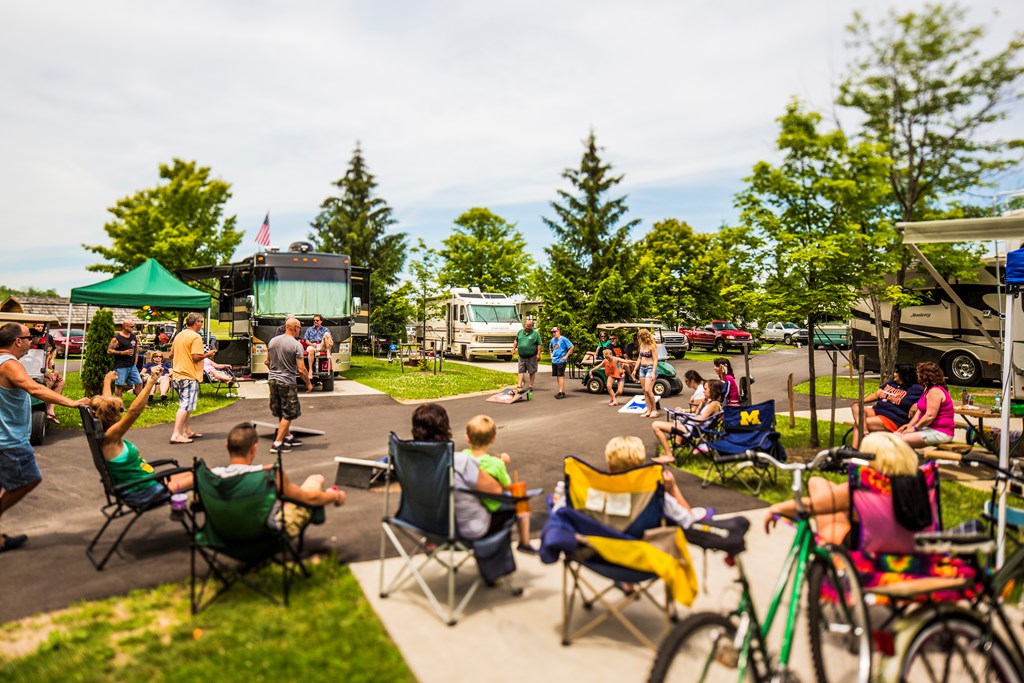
[
  {"x1": 914, "y1": 519, "x2": 995, "y2": 556},
  {"x1": 684, "y1": 516, "x2": 750, "y2": 556}
]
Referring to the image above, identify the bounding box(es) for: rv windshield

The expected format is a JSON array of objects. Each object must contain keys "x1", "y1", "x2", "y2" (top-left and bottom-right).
[
  {"x1": 467, "y1": 304, "x2": 518, "y2": 323},
  {"x1": 254, "y1": 266, "x2": 351, "y2": 318}
]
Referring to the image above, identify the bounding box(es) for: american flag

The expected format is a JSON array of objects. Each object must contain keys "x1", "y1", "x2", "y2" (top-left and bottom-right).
[{"x1": 255, "y1": 212, "x2": 270, "y2": 247}]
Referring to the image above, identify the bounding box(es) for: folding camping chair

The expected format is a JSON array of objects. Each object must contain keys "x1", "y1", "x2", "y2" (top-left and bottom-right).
[
  {"x1": 541, "y1": 456, "x2": 698, "y2": 649},
  {"x1": 664, "y1": 407, "x2": 723, "y2": 465},
  {"x1": 190, "y1": 457, "x2": 325, "y2": 613},
  {"x1": 203, "y1": 368, "x2": 238, "y2": 397},
  {"x1": 80, "y1": 405, "x2": 192, "y2": 570},
  {"x1": 378, "y1": 433, "x2": 536, "y2": 625},
  {"x1": 701, "y1": 399, "x2": 785, "y2": 495}
]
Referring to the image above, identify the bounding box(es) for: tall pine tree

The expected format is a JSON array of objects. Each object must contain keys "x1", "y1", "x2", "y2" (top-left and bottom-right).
[
  {"x1": 310, "y1": 143, "x2": 408, "y2": 339},
  {"x1": 541, "y1": 131, "x2": 644, "y2": 346},
  {"x1": 310, "y1": 142, "x2": 407, "y2": 290}
]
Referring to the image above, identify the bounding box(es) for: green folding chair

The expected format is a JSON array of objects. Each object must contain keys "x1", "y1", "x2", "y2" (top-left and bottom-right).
[{"x1": 190, "y1": 458, "x2": 324, "y2": 614}]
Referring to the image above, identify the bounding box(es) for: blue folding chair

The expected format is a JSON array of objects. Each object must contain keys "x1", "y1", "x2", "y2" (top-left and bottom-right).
[{"x1": 701, "y1": 400, "x2": 786, "y2": 494}]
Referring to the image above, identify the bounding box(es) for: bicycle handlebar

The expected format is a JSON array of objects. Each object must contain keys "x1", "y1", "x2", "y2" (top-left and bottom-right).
[
  {"x1": 923, "y1": 449, "x2": 1024, "y2": 485},
  {"x1": 740, "y1": 446, "x2": 873, "y2": 472}
]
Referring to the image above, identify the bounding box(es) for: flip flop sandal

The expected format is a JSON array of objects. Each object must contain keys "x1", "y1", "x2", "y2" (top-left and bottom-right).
[
  {"x1": 46, "y1": 415, "x2": 60, "y2": 424},
  {"x1": 169, "y1": 439, "x2": 194, "y2": 445}
]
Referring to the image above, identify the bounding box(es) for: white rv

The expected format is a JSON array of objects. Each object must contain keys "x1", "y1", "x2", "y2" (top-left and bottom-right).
[{"x1": 419, "y1": 288, "x2": 520, "y2": 361}]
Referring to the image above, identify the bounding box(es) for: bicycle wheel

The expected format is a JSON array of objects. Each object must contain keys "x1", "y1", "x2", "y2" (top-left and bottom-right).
[
  {"x1": 807, "y1": 544, "x2": 872, "y2": 683},
  {"x1": 648, "y1": 612, "x2": 746, "y2": 683},
  {"x1": 901, "y1": 613, "x2": 1022, "y2": 683}
]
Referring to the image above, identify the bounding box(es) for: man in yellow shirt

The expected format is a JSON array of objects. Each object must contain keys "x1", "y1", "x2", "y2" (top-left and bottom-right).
[{"x1": 169, "y1": 313, "x2": 216, "y2": 444}]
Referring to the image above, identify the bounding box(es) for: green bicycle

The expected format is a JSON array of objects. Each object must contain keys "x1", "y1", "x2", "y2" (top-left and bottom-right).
[{"x1": 648, "y1": 447, "x2": 872, "y2": 683}]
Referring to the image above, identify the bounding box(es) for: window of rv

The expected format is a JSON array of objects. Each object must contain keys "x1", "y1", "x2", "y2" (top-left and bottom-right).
[
  {"x1": 254, "y1": 266, "x2": 352, "y2": 318},
  {"x1": 467, "y1": 304, "x2": 518, "y2": 323}
]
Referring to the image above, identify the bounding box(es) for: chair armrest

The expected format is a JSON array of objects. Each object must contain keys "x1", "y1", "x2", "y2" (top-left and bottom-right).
[
  {"x1": 148, "y1": 458, "x2": 179, "y2": 468},
  {"x1": 280, "y1": 496, "x2": 327, "y2": 525},
  {"x1": 111, "y1": 466, "x2": 192, "y2": 493},
  {"x1": 459, "y1": 487, "x2": 543, "y2": 504}
]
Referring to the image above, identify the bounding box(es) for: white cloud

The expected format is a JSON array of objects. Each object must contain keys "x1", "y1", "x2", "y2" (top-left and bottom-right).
[{"x1": 1, "y1": 0, "x2": 1021, "y2": 293}]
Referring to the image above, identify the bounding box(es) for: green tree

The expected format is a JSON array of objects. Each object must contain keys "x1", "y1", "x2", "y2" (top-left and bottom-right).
[
  {"x1": 81, "y1": 309, "x2": 115, "y2": 396},
  {"x1": 0, "y1": 285, "x2": 59, "y2": 300},
  {"x1": 540, "y1": 131, "x2": 647, "y2": 351},
  {"x1": 85, "y1": 159, "x2": 242, "y2": 274},
  {"x1": 737, "y1": 101, "x2": 890, "y2": 447},
  {"x1": 407, "y1": 240, "x2": 442, "y2": 345},
  {"x1": 371, "y1": 282, "x2": 415, "y2": 343},
  {"x1": 838, "y1": 3, "x2": 1023, "y2": 378},
  {"x1": 437, "y1": 208, "x2": 534, "y2": 294}
]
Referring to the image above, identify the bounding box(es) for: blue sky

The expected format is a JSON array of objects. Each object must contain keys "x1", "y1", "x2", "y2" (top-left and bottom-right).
[{"x1": 1, "y1": 1, "x2": 1021, "y2": 296}]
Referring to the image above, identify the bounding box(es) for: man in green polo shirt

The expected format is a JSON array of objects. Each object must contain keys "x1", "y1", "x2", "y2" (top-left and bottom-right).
[{"x1": 512, "y1": 318, "x2": 541, "y2": 393}]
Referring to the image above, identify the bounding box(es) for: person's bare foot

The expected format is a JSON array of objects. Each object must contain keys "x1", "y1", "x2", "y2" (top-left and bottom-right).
[{"x1": 608, "y1": 401, "x2": 618, "y2": 406}]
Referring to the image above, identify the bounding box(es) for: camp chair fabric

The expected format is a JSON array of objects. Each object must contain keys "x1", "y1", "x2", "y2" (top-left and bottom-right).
[
  {"x1": 665, "y1": 408, "x2": 723, "y2": 464},
  {"x1": 378, "y1": 433, "x2": 524, "y2": 626},
  {"x1": 541, "y1": 456, "x2": 698, "y2": 648},
  {"x1": 190, "y1": 458, "x2": 324, "y2": 614},
  {"x1": 79, "y1": 405, "x2": 192, "y2": 570},
  {"x1": 701, "y1": 400, "x2": 786, "y2": 494},
  {"x1": 203, "y1": 369, "x2": 236, "y2": 396},
  {"x1": 848, "y1": 461, "x2": 975, "y2": 600}
]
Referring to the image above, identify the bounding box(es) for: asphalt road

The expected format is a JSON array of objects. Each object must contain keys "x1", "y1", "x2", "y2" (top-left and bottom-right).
[{"x1": 0, "y1": 346, "x2": 838, "y2": 622}]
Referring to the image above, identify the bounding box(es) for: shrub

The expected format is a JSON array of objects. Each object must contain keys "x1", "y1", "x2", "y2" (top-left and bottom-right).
[{"x1": 81, "y1": 309, "x2": 115, "y2": 396}]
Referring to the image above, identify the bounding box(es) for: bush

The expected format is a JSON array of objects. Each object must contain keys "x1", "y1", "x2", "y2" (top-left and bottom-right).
[{"x1": 81, "y1": 309, "x2": 115, "y2": 396}]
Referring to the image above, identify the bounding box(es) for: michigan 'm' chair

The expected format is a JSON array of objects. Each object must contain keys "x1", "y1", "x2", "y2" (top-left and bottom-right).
[
  {"x1": 190, "y1": 457, "x2": 324, "y2": 613},
  {"x1": 378, "y1": 432, "x2": 537, "y2": 625},
  {"x1": 701, "y1": 399, "x2": 786, "y2": 494},
  {"x1": 540, "y1": 456, "x2": 699, "y2": 649},
  {"x1": 80, "y1": 405, "x2": 192, "y2": 570}
]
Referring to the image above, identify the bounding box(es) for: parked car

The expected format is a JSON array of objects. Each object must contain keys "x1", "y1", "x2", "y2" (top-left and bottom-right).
[
  {"x1": 795, "y1": 318, "x2": 851, "y2": 349},
  {"x1": 761, "y1": 322, "x2": 801, "y2": 345},
  {"x1": 636, "y1": 320, "x2": 689, "y2": 359},
  {"x1": 679, "y1": 320, "x2": 754, "y2": 353},
  {"x1": 581, "y1": 343, "x2": 684, "y2": 397},
  {"x1": 50, "y1": 328, "x2": 86, "y2": 356}
]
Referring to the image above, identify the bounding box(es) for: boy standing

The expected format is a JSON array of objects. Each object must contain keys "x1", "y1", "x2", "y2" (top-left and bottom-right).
[{"x1": 463, "y1": 414, "x2": 538, "y2": 555}]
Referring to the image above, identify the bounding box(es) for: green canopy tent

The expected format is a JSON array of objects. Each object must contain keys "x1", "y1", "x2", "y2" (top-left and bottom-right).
[{"x1": 64, "y1": 259, "x2": 211, "y2": 375}]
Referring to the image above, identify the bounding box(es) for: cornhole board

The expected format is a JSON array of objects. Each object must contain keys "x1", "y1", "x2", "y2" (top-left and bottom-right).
[
  {"x1": 487, "y1": 387, "x2": 532, "y2": 404},
  {"x1": 250, "y1": 421, "x2": 325, "y2": 437},
  {"x1": 334, "y1": 456, "x2": 391, "y2": 489},
  {"x1": 618, "y1": 395, "x2": 659, "y2": 414}
]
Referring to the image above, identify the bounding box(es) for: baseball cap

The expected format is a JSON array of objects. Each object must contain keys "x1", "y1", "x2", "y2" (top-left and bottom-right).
[{"x1": 550, "y1": 326, "x2": 559, "y2": 333}]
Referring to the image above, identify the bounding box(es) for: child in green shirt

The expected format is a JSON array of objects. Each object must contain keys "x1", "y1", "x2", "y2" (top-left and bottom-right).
[{"x1": 464, "y1": 414, "x2": 538, "y2": 555}]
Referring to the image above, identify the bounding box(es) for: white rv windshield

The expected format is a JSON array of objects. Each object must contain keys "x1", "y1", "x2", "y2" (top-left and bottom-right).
[{"x1": 467, "y1": 304, "x2": 518, "y2": 323}]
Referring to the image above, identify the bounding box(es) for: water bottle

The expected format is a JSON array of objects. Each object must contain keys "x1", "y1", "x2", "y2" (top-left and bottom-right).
[
  {"x1": 969, "y1": 394, "x2": 975, "y2": 407},
  {"x1": 961, "y1": 388, "x2": 968, "y2": 406},
  {"x1": 551, "y1": 481, "x2": 566, "y2": 511},
  {"x1": 994, "y1": 392, "x2": 1002, "y2": 412}
]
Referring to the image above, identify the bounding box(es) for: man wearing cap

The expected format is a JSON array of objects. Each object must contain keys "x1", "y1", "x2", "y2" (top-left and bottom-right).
[
  {"x1": 548, "y1": 327, "x2": 574, "y2": 399},
  {"x1": 511, "y1": 318, "x2": 541, "y2": 393}
]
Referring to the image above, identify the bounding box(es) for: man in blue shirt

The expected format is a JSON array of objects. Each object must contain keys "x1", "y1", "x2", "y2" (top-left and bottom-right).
[
  {"x1": 0, "y1": 323, "x2": 90, "y2": 552},
  {"x1": 302, "y1": 314, "x2": 334, "y2": 372},
  {"x1": 548, "y1": 327, "x2": 574, "y2": 399}
]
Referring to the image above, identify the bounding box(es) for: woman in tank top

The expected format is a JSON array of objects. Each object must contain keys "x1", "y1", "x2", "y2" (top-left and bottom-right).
[{"x1": 897, "y1": 361, "x2": 955, "y2": 448}]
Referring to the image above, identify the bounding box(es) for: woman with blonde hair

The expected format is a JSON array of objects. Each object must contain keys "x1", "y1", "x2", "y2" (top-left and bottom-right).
[
  {"x1": 634, "y1": 329, "x2": 659, "y2": 418},
  {"x1": 763, "y1": 431, "x2": 919, "y2": 545},
  {"x1": 91, "y1": 368, "x2": 193, "y2": 508}
]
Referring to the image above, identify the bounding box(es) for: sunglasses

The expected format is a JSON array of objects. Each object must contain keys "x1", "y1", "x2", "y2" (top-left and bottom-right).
[{"x1": 17, "y1": 335, "x2": 33, "y2": 340}]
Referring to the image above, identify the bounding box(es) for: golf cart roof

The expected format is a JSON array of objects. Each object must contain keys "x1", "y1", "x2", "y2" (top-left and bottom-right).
[
  {"x1": 595, "y1": 323, "x2": 658, "y2": 331},
  {"x1": 0, "y1": 313, "x2": 61, "y2": 325}
]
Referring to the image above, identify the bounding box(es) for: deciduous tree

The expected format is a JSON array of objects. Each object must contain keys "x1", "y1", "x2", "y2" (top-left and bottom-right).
[
  {"x1": 85, "y1": 159, "x2": 242, "y2": 274},
  {"x1": 838, "y1": 3, "x2": 1023, "y2": 378},
  {"x1": 437, "y1": 208, "x2": 534, "y2": 295}
]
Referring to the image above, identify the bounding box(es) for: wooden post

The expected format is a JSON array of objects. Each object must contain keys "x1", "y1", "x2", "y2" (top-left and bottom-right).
[
  {"x1": 829, "y1": 350, "x2": 838, "y2": 447},
  {"x1": 742, "y1": 342, "x2": 752, "y2": 405},
  {"x1": 787, "y1": 373, "x2": 795, "y2": 428},
  {"x1": 856, "y1": 354, "x2": 866, "y2": 448}
]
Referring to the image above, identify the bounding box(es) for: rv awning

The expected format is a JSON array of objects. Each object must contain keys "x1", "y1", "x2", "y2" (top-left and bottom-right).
[{"x1": 898, "y1": 214, "x2": 1024, "y2": 244}]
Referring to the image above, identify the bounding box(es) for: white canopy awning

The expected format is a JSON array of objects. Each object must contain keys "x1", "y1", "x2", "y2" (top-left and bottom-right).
[{"x1": 898, "y1": 214, "x2": 1024, "y2": 244}]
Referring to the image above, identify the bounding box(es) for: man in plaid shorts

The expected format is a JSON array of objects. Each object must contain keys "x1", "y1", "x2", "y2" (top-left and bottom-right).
[{"x1": 169, "y1": 312, "x2": 216, "y2": 444}]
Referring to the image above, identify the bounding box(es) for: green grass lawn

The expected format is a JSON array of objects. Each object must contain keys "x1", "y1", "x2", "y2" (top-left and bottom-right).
[
  {"x1": 49, "y1": 372, "x2": 237, "y2": 431},
  {"x1": 0, "y1": 558, "x2": 413, "y2": 683},
  {"x1": 343, "y1": 354, "x2": 516, "y2": 401},
  {"x1": 683, "y1": 349, "x2": 772, "y2": 363}
]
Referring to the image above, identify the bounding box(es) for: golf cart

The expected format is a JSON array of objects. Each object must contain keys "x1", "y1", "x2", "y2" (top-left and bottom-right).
[
  {"x1": 1, "y1": 313, "x2": 62, "y2": 446},
  {"x1": 579, "y1": 335, "x2": 684, "y2": 398}
]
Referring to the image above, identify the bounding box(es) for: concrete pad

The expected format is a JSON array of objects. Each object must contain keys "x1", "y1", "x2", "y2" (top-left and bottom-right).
[
  {"x1": 350, "y1": 510, "x2": 822, "y2": 683},
  {"x1": 235, "y1": 377, "x2": 384, "y2": 400}
]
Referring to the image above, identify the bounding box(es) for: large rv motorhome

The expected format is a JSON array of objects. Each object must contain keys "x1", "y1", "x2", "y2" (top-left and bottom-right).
[{"x1": 419, "y1": 288, "x2": 519, "y2": 361}]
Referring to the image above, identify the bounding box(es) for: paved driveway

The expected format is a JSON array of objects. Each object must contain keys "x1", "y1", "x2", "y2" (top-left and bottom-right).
[{"x1": 0, "y1": 348, "x2": 835, "y2": 622}]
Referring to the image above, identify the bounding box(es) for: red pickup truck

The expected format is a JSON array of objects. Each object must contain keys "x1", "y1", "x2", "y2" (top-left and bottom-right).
[{"x1": 679, "y1": 321, "x2": 754, "y2": 353}]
